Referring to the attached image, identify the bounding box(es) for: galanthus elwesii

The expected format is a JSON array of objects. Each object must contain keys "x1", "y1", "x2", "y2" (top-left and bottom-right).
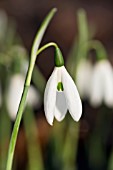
[
  {"x1": 7, "y1": 74, "x2": 40, "y2": 120},
  {"x1": 90, "y1": 59, "x2": 113, "y2": 107},
  {"x1": 76, "y1": 59, "x2": 93, "y2": 99},
  {"x1": 44, "y1": 47, "x2": 82, "y2": 125}
]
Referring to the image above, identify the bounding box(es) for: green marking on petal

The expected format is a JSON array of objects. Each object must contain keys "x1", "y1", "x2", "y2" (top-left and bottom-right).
[{"x1": 57, "y1": 82, "x2": 64, "y2": 91}]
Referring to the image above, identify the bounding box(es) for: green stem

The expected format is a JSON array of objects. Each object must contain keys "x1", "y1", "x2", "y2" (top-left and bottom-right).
[
  {"x1": 74, "y1": 8, "x2": 89, "y2": 73},
  {"x1": 67, "y1": 8, "x2": 90, "y2": 80},
  {"x1": 25, "y1": 9, "x2": 57, "y2": 86},
  {"x1": 0, "y1": 107, "x2": 11, "y2": 170},
  {"x1": 6, "y1": 8, "x2": 57, "y2": 170},
  {"x1": 0, "y1": 66, "x2": 11, "y2": 170},
  {"x1": 77, "y1": 8, "x2": 89, "y2": 46},
  {"x1": 52, "y1": 121, "x2": 66, "y2": 163},
  {"x1": 87, "y1": 40, "x2": 107, "y2": 60},
  {"x1": 36, "y1": 42, "x2": 57, "y2": 55},
  {"x1": 36, "y1": 42, "x2": 64, "y2": 67},
  {"x1": 62, "y1": 121, "x2": 79, "y2": 170},
  {"x1": 24, "y1": 107, "x2": 44, "y2": 170}
]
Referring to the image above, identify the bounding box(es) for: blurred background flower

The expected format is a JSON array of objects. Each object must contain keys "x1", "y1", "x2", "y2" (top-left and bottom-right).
[{"x1": 90, "y1": 59, "x2": 113, "y2": 107}]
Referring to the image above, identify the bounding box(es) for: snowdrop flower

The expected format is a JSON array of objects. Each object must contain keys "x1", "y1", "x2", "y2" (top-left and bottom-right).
[
  {"x1": 44, "y1": 47, "x2": 82, "y2": 125},
  {"x1": 90, "y1": 60, "x2": 113, "y2": 107},
  {"x1": 76, "y1": 59, "x2": 93, "y2": 99},
  {"x1": 7, "y1": 74, "x2": 40, "y2": 120}
]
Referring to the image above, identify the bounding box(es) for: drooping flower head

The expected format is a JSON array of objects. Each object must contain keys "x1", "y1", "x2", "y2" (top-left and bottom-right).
[{"x1": 44, "y1": 46, "x2": 82, "y2": 125}]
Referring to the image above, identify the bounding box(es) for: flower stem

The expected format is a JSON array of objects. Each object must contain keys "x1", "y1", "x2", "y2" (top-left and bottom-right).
[
  {"x1": 87, "y1": 40, "x2": 107, "y2": 60},
  {"x1": 36, "y1": 42, "x2": 64, "y2": 67},
  {"x1": 62, "y1": 121, "x2": 80, "y2": 170},
  {"x1": 66, "y1": 8, "x2": 90, "y2": 79},
  {"x1": 77, "y1": 8, "x2": 89, "y2": 47},
  {"x1": 24, "y1": 106, "x2": 44, "y2": 170},
  {"x1": 0, "y1": 104, "x2": 11, "y2": 170},
  {"x1": 6, "y1": 8, "x2": 57, "y2": 170}
]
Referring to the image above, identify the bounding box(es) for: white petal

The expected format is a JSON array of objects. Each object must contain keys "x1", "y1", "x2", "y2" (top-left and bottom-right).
[
  {"x1": 44, "y1": 68, "x2": 58, "y2": 125},
  {"x1": 54, "y1": 91, "x2": 68, "y2": 121},
  {"x1": 61, "y1": 66, "x2": 82, "y2": 121},
  {"x1": 76, "y1": 59, "x2": 93, "y2": 98},
  {"x1": 102, "y1": 61, "x2": 113, "y2": 107},
  {"x1": 90, "y1": 64, "x2": 104, "y2": 107},
  {"x1": 7, "y1": 74, "x2": 25, "y2": 120},
  {"x1": 90, "y1": 60, "x2": 113, "y2": 107}
]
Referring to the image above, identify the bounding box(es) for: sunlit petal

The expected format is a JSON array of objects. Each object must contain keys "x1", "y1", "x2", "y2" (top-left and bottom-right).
[
  {"x1": 54, "y1": 91, "x2": 68, "y2": 121},
  {"x1": 44, "y1": 68, "x2": 58, "y2": 125},
  {"x1": 62, "y1": 67, "x2": 82, "y2": 121}
]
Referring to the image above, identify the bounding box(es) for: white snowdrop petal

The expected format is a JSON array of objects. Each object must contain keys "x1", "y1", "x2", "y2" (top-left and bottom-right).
[
  {"x1": 44, "y1": 68, "x2": 58, "y2": 125},
  {"x1": 7, "y1": 74, "x2": 25, "y2": 120},
  {"x1": 102, "y1": 61, "x2": 113, "y2": 107},
  {"x1": 54, "y1": 91, "x2": 68, "y2": 121},
  {"x1": 90, "y1": 60, "x2": 113, "y2": 107},
  {"x1": 76, "y1": 60, "x2": 93, "y2": 98},
  {"x1": 62, "y1": 67, "x2": 82, "y2": 121},
  {"x1": 90, "y1": 64, "x2": 104, "y2": 107}
]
